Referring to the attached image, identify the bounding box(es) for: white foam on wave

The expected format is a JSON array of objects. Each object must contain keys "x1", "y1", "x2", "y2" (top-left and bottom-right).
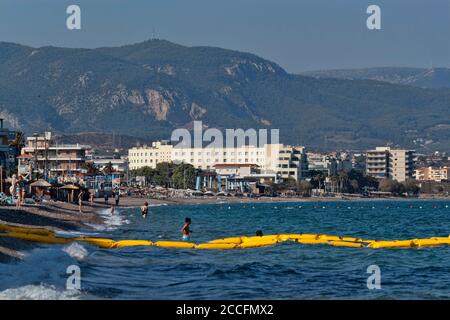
[
  {"x1": 55, "y1": 230, "x2": 99, "y2": 238},
  {"x1": 87, "y1": 208, "x2": 130, "y2": 231},
  {"x1": 0, "y1": 284, "x2": 81, "y2": 300},
  {"x1": 150, "y1": 203, "x2": 168, "y2": 207},
  {"x1": 63, "y1": 242, "x2": 88, "y2": 260},
  {"x1": 122, "y1": 203, "x2": 167, "y2": 209}
]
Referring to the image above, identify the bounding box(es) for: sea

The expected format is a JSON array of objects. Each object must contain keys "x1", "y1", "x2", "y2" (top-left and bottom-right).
[{"x1": 0, "y1": 200, "x2": 449, "y2": 299}]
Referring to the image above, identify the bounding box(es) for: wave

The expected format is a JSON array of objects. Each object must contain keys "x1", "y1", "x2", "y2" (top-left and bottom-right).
[
  {"x1": 63, "y1": 243, "x2": 88, "y2": 260},
  {"x1": 0, "y1": 284, "x2": 81, "y2": 300},
  {"x1": 86, "y1": 208, "x2": 130, "y2": 231}
]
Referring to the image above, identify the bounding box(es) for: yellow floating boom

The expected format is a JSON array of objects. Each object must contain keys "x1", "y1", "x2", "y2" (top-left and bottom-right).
[{"x1": 1, "y1": 223, "x2": 449, "y2": 250}]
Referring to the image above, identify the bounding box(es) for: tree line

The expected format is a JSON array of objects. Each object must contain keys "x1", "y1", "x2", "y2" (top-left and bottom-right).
[{"x1": 130, "y1": 163, "x2": 201, "y2": 189}]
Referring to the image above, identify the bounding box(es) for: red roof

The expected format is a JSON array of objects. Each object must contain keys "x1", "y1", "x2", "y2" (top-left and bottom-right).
[
  {"x1": 213, "y1": 163, "x2": 259, "y2": 168},
  {"x1": 17, "y1": 154, "x2": 33, "y2": 159}
]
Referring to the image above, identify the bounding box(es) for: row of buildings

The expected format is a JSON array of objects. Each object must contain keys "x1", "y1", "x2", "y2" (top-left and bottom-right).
[
  {"x1": 3, "y1": 124, "x2": 447, "y2": 185},
  {"x1": 366, "y1": 146, "x2": 448, "y2": 182},
  {"x1": 128, "y1": 142, "x2": 448, "y2": 183}
]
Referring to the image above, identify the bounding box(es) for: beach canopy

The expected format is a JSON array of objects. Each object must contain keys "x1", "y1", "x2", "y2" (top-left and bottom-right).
[
  {"x1": 30, "y1": 179, "x2": 52, "y2": 188},
  {"x1": 60, "y1": 184, "x2": 80, "y2": 190}
]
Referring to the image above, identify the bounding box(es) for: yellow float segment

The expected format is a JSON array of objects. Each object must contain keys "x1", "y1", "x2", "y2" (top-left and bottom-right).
[
  {"x1": 0, "y1": 224, "x2": 55, "y2": 236},
  {"x1": 113, "y1": 240, "x2": 153, "y2": 248},
  {"x1": 295, "y1": 238, "x2": 330, "y2": 245},
  {"x1": 242, "y1": 235, "x2": 280, "y2": 242},
  {"x1": 316, "y1": 235, "x2": 342, "y2": 241},
  {"x1": 76, "y1": 237, "x2": 116, "y2": 249},
  {"x1": 367, "y1": 240, "x2": 417, "y2": 248},
  {"x1": 208, "y1": 237, "x2": 245, "y2": 244},
  {"x1": 154, "y1": 241, "x2": 196, "y2": 249},
  {"x1": 238, "y1": 238, "x2": 280, "y2": 248},
  {"x1": 195, "y1": 243, "x2": 237, "y2": 250},
  {"x1": 2, "y1": 232, "x2": 73, "y2": 244},
  {"x1": 329, "y1": 241, "x2": 365, "y2": 248},
  {"x1": 431, "y1": 237, "x2": 450, "y2": 245}
]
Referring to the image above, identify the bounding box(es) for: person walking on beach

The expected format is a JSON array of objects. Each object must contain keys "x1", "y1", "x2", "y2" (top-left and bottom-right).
[
  {"x1": 10, "y1": 174, "x2": 17, "y2": 197},
  {"x1": 15, "y1": 176, "x2": 23, "y2": 208},
  {"x1": 89, "y1": 191, "x2": 94, "y2": 206},
  {"x1": 20, "y1": 177, "x2": 26, "y2": 205},
  {"x1": 141, "y1": 201, "x2": 149, "y2": 218},
  {"x1": 115, "y1": 191, "x2": 120, "y2": 206},
  {"x1": 181, "y1": 217, "x2": 192, "y2": 240},
  {"x1": 78, "y1": 190, "x2": 84, "y2": 213}
]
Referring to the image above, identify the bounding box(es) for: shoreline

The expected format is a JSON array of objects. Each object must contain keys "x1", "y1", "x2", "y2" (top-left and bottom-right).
[
  {"x1": 0, "y1": 195, "x2": 448, "y2": 262},
  {"x1": 116, "y1": 194, "x2": 450, "y2": 207}
]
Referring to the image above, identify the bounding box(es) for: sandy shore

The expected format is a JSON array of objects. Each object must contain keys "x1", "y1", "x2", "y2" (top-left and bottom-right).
[
  {"x1": 0, "y1": 194, "x2": 448, "y2": 262},
  {"x1": 115, "y1": 194, "x2": 449, "y2": 207}
]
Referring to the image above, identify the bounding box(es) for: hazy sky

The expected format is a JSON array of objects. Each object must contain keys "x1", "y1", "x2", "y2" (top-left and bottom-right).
[{"x1": 1, "y1": 0, "x2": 450, "y2": 72}]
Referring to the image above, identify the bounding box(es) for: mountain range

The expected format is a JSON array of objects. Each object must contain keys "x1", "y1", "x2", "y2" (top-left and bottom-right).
[
  {"x1": 0, "y1": 39, "x2": 449, "y2": 151},
  {"x1": 301, "y1": 67, "x2": 450, "y2": 89}
]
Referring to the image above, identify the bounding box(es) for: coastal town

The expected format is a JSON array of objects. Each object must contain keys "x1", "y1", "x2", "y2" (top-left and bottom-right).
[
  {"x1": 0, "y1": 117, "x2": 448, "y2": 207},
  {"x1": 1, "y1": 0, "x2": 450, "y2": 303}
]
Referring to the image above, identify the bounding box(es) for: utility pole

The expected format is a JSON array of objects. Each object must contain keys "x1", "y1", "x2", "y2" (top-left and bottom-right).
[
  {"x1": 44, "y1": 133, "x2": 48, "y2": 181},
  {"x1": 33, "y1": 133, "x2": 39, "y2": 180}
]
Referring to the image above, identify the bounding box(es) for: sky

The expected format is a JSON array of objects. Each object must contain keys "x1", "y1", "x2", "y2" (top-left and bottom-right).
[{"x1": 0, "y1": 0, "x2": 450, "y2": 72}]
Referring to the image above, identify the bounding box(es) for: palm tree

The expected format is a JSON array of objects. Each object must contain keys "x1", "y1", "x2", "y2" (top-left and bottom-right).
[
  {"x1": 103, "y1": 161, "x2": 115, "y2": 175},
  {"x1": 83, "y1": 161, "x2": 101, "y2": 176},
  {"x1": 337, "y1": 171, "x2": 349, "y2": 193},
  {"x1": 9, "y1": 131, "x2": 25, "y2": 152}
]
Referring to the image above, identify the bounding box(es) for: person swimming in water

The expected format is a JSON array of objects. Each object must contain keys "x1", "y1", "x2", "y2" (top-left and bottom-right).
[
  {"x1": 141, "y1": 201, "x2": 149, "y2": 218},
  {"x1": 181, "y1": 217, "x2": 192, "y2": 240}
]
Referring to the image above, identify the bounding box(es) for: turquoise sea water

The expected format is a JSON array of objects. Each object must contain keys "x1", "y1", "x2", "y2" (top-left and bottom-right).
[{"x1": 0, "y1": 200, "x2": 449, "y2": 299}]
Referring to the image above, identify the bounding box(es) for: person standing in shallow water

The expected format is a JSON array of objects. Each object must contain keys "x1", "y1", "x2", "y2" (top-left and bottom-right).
[
  {"x1": 181, "y1": 217, "x2": 192, "y2": 240},
  {"x1": 78, "y1": 190, "x2": 84, "y2": 213},
  {"x1": 141, "y1": 201, "x2": 149, "y2": 218}
]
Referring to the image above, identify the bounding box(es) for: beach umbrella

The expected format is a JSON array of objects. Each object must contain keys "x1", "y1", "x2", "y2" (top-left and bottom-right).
[
  {"x1": 30, "y1": 179, "x2": 52, "y2": 188},
  {"x1": 60, "y1": 184, "x2": 80, "y2": 203},
  {"x1": 60, "y1": 184, "x2": 80, "y2": 190}
]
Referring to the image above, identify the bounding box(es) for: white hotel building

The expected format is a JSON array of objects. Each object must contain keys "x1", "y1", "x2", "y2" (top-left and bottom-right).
[{"x1": 128, "y1": 141, "x2": 307, "y2": 180}]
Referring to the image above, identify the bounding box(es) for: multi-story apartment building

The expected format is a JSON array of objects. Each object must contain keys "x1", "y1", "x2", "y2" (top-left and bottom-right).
[
  {"x1": 306, "y1": 152, "x2": 353, "y2": 176},
  {"x1": 128, "y1": 141, "x2": 308, "y2": 180},
  {"x1": 415, "y1": 166, "x2": 448, "y2": 182},
  {"x1": 307, "y1": 153, "x2": 338, "y2": 176},
  {"x1": 18, "y1": 132, "x2": 90, "y2": 179},
  {"x1": 366, "y1": 147, "x2": 415, "y2": 182},
  {"x1": 128, "y1": 141, "x2": 173, "y2": 170},
  {"x1": 91, "y1": 157, "x2": 129, "y2": 174},
  {"x1": 213, "y1": 163, "x2": 260, "y2": 178}
]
